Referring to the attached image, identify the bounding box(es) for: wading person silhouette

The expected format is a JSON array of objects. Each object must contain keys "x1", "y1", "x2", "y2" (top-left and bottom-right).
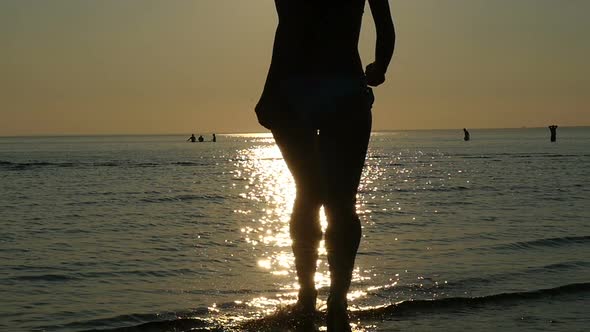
[
  {"x1": 255, "y1": 1, "x2": 395, "y2": 330},
  {"x1": 549, "y1": 125, "x2": 558, "y2": 142}
]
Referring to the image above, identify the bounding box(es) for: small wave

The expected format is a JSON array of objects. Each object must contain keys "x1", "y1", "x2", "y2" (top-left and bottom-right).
[
  {"x1": 72, "y1": 311, "x2": 210, "y2": 332},
  {"x1": 453, "y1": 153, "x2": 582, "y2": 159},
  {"x1": 93, "y1": 161, "x2": 120, "y2": 166},
  {"x1": 9, "y1": 274, "x2": 80, "y2": 282},
  {"x1": 443, "y1": 260, "x2": 589, "y2": 290},
  {"x1": 75, "y1": 268, "x2": 199, "y2": 279},
  {"x1": 258, "y1": 157, "x2": 283, "y2": 161},
  {"x1": 4, "y1": 268, "x2": 210, "y2": 284},
  {"x1": 102, "y1": 318, "x2": 214, "y2": 332},
  {"x1": 461, "y1": 155, "x2": 492, "y2": 159},
  {"x1": 140, "y1": 194, "x2": 226, "y2": 204},
  {"x1": 367, "y1": 155, "x2": 389, "y2": 159},
  {"x1": 540, "y1": 261, "x2": 590, "y2": 270},
  {"x1": 0, "y1": 160, "x2": 212, "y2": 170},
  {"x1": 356, "y1": 283, "x2": 590, "y2": 319},
  {"x1": 421, "y1": 186, "x2": 469, "y2": 192},
  {"x1": 0, "y1": 161, "x2": 75, "y2": 170},
  {"x1": 66, "y1": 200, "x2": 100, "y2": 206},
  {"x1": 74, "y1": 283, "x2": 589, "y2": 331},
  {"x1": 240, "y1": 284, "x2": 590, "y2": 330},
  {"x1": 494, "y1": 235, "x2": 589, "y2": 250},
  {"x1": 0, "y1": 160, "x2": 109, "y2": 170},
  {"x1": 173, "y1": 161, "x2": 208, "y2": 166}
]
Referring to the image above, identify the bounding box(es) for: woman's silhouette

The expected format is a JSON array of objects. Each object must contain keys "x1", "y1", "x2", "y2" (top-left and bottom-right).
[{"x1": 255, "y1": 1, "x2": 395, "y2": 330}]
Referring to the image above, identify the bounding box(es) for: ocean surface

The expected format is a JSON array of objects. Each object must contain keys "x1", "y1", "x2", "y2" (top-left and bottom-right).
[{"x1": 1, "y1": 128, "x2": 589, "y2": 332}]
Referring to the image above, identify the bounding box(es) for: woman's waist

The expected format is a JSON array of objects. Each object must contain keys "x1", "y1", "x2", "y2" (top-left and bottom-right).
[
  {"x1": 279, "y1": 74, "x2": 372, "y2": 113},
  {"x1": 270, "y1": 49, "x2": 363, "y2": 76},
  {"x1": 280, "y1": 74, "x2": 367, "y2": 91}
]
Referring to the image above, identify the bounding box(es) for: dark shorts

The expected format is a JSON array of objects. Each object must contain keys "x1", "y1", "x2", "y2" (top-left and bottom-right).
[{"x1": 255, "y1": 77, "x2": 374, "y2": 131}]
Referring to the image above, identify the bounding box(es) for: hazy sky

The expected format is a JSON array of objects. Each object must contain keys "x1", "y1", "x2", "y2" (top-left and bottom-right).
[{"x1": 1, "y1": 0, "x2": 589, "y2": 136}]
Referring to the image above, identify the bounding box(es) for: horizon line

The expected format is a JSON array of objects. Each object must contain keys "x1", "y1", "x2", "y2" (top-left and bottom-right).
[{"x1": 1, "y1": 125, "x2": 588, "y2": 138}]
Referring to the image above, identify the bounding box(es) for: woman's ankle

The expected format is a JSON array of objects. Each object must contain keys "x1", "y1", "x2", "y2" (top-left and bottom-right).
[
  {"x1": 296, "y1": 288, "x2": 318, "y2": 312},
  {"x1": 326, "y1": 298, "x2": 351, "y2": 332}
]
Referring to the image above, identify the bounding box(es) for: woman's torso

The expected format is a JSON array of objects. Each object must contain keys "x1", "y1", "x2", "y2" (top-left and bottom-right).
[
  {"x1": 270, "y1": 0, "x2": 367, "y2": 78},
  {"x1": 255, "y1": 0, "x2": 371, "y2": 127}
]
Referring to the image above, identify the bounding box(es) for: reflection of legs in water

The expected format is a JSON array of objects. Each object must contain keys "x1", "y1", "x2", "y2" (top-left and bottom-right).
[{"x1": 272, "y1": 110, "x2": 372, "y2": 329}]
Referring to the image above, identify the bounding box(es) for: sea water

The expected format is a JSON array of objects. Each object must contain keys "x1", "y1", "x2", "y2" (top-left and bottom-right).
[{"x1": 0, "y1": 128, "x2": 588, "y2": 331}]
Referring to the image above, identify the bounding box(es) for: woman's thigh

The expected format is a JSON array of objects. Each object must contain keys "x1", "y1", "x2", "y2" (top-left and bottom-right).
[
  {"x1": 318, "y1": 110, "x2": 372, "y2": 209},
  {"x1": 270, "y1": 108, "x2": 372, "y2": 206},
  {"x1": 271, "y1": 125, "x2": 321, "y2": 195}
]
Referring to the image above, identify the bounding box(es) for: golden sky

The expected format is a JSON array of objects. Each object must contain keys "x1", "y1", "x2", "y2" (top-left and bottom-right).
[{"x1": 1, "y1": 0, "x2": 589, "y2": 136}]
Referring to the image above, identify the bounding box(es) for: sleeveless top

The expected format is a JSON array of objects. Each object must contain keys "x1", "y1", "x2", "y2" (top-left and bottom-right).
[{"x1": 256, "y1": 0, "x2": 373, "y2": 129}]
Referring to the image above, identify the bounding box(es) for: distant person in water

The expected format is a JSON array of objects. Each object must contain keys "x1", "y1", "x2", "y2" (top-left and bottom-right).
[
  {"x1": 212, "y1": 134, "x2": 216, "y2": 142},
  {"x1": 463, "y1": 128, "x2": 470, "y2": 141},
  {"x1": 549, "y1": 125, "x2": 558, "y2": 142},
  {"x1": 255, "y1": 1, "x2": 395, "y2": 330},
  {"x1": 198, "y1": 135, "x2": 204, "y2": 142},
  {"x1": 187, "y1": 134, "x2": 196, "y2": 142}
]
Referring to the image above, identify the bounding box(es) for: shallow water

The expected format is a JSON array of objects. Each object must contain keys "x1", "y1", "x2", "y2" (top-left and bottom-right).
[{"x1": 1, "y1": 128, "x2": 589, "y2": 331}]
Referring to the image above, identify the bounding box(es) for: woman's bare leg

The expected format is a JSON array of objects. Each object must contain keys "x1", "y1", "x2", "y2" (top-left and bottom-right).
[
  {"x1": 272, "y1": 125, "x2": 323, "y2": 312},
  {"x1": 319, "y1": 110, "x2": 372, "y2": 331}
]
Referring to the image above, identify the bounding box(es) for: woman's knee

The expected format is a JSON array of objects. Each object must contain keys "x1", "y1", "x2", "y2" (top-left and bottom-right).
[
  {"x1": 294, "y1": 185, "x2": 322, "y2": 208},
  {"x1": 324, "y1": 203, "x2": 362, "y2": 238},
  {"x1": 324, "y1": 198, "x2": 357, "y2": 221},
  {"x1": 290, "y1": 192, "x2": 322, "y2": 240}
]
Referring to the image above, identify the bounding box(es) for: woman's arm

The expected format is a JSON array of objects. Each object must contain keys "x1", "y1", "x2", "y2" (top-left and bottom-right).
[{"x1": 366, "y1": 0, "x2": 395, "y2": 86}]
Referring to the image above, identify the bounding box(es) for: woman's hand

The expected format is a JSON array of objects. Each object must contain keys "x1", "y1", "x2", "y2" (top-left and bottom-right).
[{"x1": 365, "y1": 62, "x2": 386, "y2": 87}]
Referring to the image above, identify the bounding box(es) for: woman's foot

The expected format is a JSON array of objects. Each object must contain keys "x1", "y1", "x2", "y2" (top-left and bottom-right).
[
  {"x1": 326, "y1": 297, "x2": 351, "y2": 332},
  {"x1": 293, "y1": 288, "x2": 318, "y2": 315}
]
